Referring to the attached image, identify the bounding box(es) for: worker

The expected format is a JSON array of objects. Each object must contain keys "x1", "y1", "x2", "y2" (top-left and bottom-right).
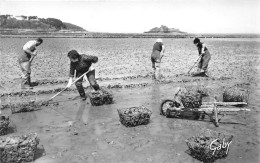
[
  {"x1": 151, "y1": 38, "x2": 165, "y2": 80},
  {"x1": 18, "y1": 38, "x2": 43, "y2": 89},
  {"x1": 193, "y1": 38, "x2": 211, "y2": 77},
  {"x1": 67, "y1": 50, "x2": 100, "y2": 100}
]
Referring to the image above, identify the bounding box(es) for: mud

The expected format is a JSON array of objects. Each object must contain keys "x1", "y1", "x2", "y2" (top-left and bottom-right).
[
  {"x1": 0, "y1": 77, "x2": 259, "y2": 163},
  {"x1": 0, "y1": 38, "x2": 259, "y2": 163}
]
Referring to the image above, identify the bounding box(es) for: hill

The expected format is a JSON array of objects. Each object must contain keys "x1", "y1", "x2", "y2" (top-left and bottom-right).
[
  {"x1": 0, "y1": 15, "x2": 86, "y2": 31},
  {"x1": 145, "y1": 25, "x2": 187, "y2": 34}
]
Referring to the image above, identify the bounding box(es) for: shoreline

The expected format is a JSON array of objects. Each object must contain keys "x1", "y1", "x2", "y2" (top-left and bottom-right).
[{"x1": 1, "y1": 31, "x2": 260, "y2": 39}]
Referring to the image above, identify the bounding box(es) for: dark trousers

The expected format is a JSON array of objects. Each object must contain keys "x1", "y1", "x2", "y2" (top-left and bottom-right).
[
  {"x1": 151, "y1": 50, "x2": 162, "y2": 79},
  {"x1": 19, "y1": 61, "x2": 32, "y2": 87},
  {"x1": 75, "y1": 70, "x2": 100, "y2": 97},
  {"x1": 198, "y1": 50, "x2": 211, "y2": 71}
]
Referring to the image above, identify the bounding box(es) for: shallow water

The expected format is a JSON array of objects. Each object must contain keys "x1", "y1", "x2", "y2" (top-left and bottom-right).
[
  {"x1": 0, "y1": 37, "x2": 259, "y2": 163},
  {"x1": 1, "y1": 79, "x2": 258, "y2": 163}
]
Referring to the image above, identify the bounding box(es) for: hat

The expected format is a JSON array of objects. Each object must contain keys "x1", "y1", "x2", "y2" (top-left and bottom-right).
[{"x1": 156, "y1": 38, "x2": 163, "y2": 43}]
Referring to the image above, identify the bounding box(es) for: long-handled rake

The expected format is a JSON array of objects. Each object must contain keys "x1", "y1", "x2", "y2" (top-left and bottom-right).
[
  {"x1": 187, "y1": 54, "x2": 202, "y2": 75},
  {"x1": 48, "y1": 69, "x2": 91, "y2": 101},
  {"x1": 176, "y1": 54, "x2": 202, "y2": 77}
]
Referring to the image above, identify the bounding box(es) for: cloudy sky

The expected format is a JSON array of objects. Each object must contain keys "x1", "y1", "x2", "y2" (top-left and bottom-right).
[{"x1": 1, "y1": 0, "x2": 260, "y2": 33}]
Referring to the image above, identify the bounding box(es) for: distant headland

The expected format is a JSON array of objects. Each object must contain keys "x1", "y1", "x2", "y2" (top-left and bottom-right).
[
  {"x1": 0, "y1": 15, "x2": 259, "y2": 38},
  {"x1": 0, "y1": 14, "x2": 86, "y2": 31},
  {"x1": 144, "y1": 25, "x2": 187, "y2": 34}
]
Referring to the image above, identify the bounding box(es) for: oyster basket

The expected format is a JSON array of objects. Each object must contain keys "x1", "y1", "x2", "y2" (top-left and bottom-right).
[
  {"x1": 185, "y1": 129, "x2": 233, "y2": 163},
  {"x1": 186, "y1": 86, "x2": 209, "y2": 97},
  {"x1": 0, "y1": 116, "x2": 10, "y2": 136},
  {"x1": 117, "y1": 106, "x2": 152, "y2": 127},
  {"x1": 88, "y1": 87, "x2": 114, "y2": 106},
  {"x1": 180, "y1": 91, "x2": 202, "y2": 108},
  {"x1": 10, "y1": 101, "x2": 37, "y2": 114},
  {"x1": 0, "y1": 133, "x2": 39, "y2": 163},
  {"x1": 223, "y1": 86, "x2": 248, "y2": 103}
]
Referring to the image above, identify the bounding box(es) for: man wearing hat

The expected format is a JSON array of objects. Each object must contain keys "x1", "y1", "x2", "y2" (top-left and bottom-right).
[{"x1": 151, "y1": 38, "x2": 165, "y2": 80}]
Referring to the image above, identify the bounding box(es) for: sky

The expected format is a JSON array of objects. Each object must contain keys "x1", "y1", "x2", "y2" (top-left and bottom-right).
[{"x1": 1, "y1": 0, "x2": 260, "y2": 34}]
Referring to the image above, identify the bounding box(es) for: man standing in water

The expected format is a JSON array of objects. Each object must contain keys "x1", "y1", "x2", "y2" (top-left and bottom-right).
[
  {"x1": 151, "y1": 38, "x2": 165, "y2": 80},
  {"x1": 18, "y1": 38, "x2": 43, "y2": 89},
  {"x1": 193, "y1": 38, "x2": 211, "y2": 77},
  {"x1": 67, "y1": 50, "x2": 100, "y2": 101}
]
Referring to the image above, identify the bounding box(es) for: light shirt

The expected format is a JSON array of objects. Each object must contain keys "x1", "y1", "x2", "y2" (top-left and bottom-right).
[
  {"x1": 23, "y1": 40, "x2": 37, "y2": 52},
  {"x1": 18, "y1": 40, "x2": 37, "y2": 63}
]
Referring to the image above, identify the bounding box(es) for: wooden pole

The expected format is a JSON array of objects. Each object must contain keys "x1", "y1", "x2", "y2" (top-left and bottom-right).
[{"x1": 214, "y1": 96, "x2": 219, "y2": 127}]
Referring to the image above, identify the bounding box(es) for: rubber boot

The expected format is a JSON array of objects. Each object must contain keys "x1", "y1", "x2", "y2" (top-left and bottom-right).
[
  {"x1": 201, "y1": 69, "x2": 209, "y2": 77},
  {"x1": 192, "y1": 69, "x2": 204, "y2": 77},
  {"x1": 155, "y1": 68, "x2": 161, "y2": 80},
  {"x1": 152, "y1": 74, "x2": 156, "y2": 80},
  {"x1": 76, "y1": 84, "x2": 86, "y2": 101},
  {"x1": 152, "y1": 69, "x2": 156, "y2": 80},
  {"x1": 92, "y1": 84, "x2": 100, "y2": 91},
  {"x1": 21, "y1": 78, "x2": 33, "y2": 90},
  {"x1": 21, "y1": 78, "x2": 26, "y2": 89},
  {"x1": 27, "y1": 76, "x2": 32, "y2": 87},
  {"x1": 28, "y1": 76, "x2": 37, "y2": 87}
]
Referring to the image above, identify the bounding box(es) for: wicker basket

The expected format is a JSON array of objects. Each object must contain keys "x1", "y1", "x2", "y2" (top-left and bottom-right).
[
  {"x1": 10, "y1": 101, "x2": 37, "y2": 114},
  {"x1": 185, "y1": 129, "x2": 233, "y2": 163},
  {"x1": 88, "y1": 87, "x2": 114, "y2": 106},
  {"x1": 117, "y1": 106, "x2": 152, "y2": 127},
  {"x1": 223, "y1": 86, "x2": 248, "y2": 103},
  {"x1": 0, "y1": 116, "x2": 10, "y2": 136},
  {"x1": 180, "y1": 90, "x2": 202, "y2": 108},
  {"x1": 186, "y1": 86, "x2": 209, "y2": 97},
  {"x1": 0, "y1": 133, "x2": 39, "y2": 163}
]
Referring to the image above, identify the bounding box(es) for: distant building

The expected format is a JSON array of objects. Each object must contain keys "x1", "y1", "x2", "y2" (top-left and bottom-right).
[
  {"x1": 30, "y1": 18, "x2": 39, "y2": 21},
  {"x1": 14, "y1": 15, "x2": 28, "y2": 20},
  {"x1": 28, "y1": 16, "x2": 39, "y2": 21}
]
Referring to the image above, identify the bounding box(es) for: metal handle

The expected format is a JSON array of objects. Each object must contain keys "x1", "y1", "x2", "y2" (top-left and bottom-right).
[
  {"x1": 213, "y1": 96, "x2": 219, "y2": 127},
  {"x1": 187, "y1": 55, "x2": 202, "y2": 74},
  {"x1": 49, "y1": 69, "x2": 90, "y2": 101}
]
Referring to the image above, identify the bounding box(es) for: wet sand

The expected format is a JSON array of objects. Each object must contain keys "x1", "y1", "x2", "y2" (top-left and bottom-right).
[
  {"x1": 1, "y1": 77, "x2": 259, "y2": 163},
  {"x1": 0, "y1": 38, "x2": 259, "y2": 162}
]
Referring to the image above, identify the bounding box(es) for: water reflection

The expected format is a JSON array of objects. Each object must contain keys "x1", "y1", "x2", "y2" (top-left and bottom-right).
[
  {"x1": 74, "y1": 101, "x2": 88, "y2": 125},
  {"x1": 74, "y1": 99, "x2": 114, "y2": 136},
  {"x1": 149, "y1": 84, "x2": 163, "y2": 135}
]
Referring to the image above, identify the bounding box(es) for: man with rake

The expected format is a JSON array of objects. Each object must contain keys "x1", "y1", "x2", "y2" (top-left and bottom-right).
[
  {"x1": 151, "y1": 38, "x2": 165, "y2": 80},
  {"x1": 67, "y1": 50, "x2": 100, "y2": 101},
  {"x1": 18, "y1": 38, "x2": 43, "y2": 89},
  {"x1": 192, "y1": 38, "x2": 211, "y2": 77}
]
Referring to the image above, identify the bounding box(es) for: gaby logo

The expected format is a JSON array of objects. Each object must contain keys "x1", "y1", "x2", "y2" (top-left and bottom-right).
[{"x1": 210, "y1": 138, "x2": 232, "y2": 155}]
